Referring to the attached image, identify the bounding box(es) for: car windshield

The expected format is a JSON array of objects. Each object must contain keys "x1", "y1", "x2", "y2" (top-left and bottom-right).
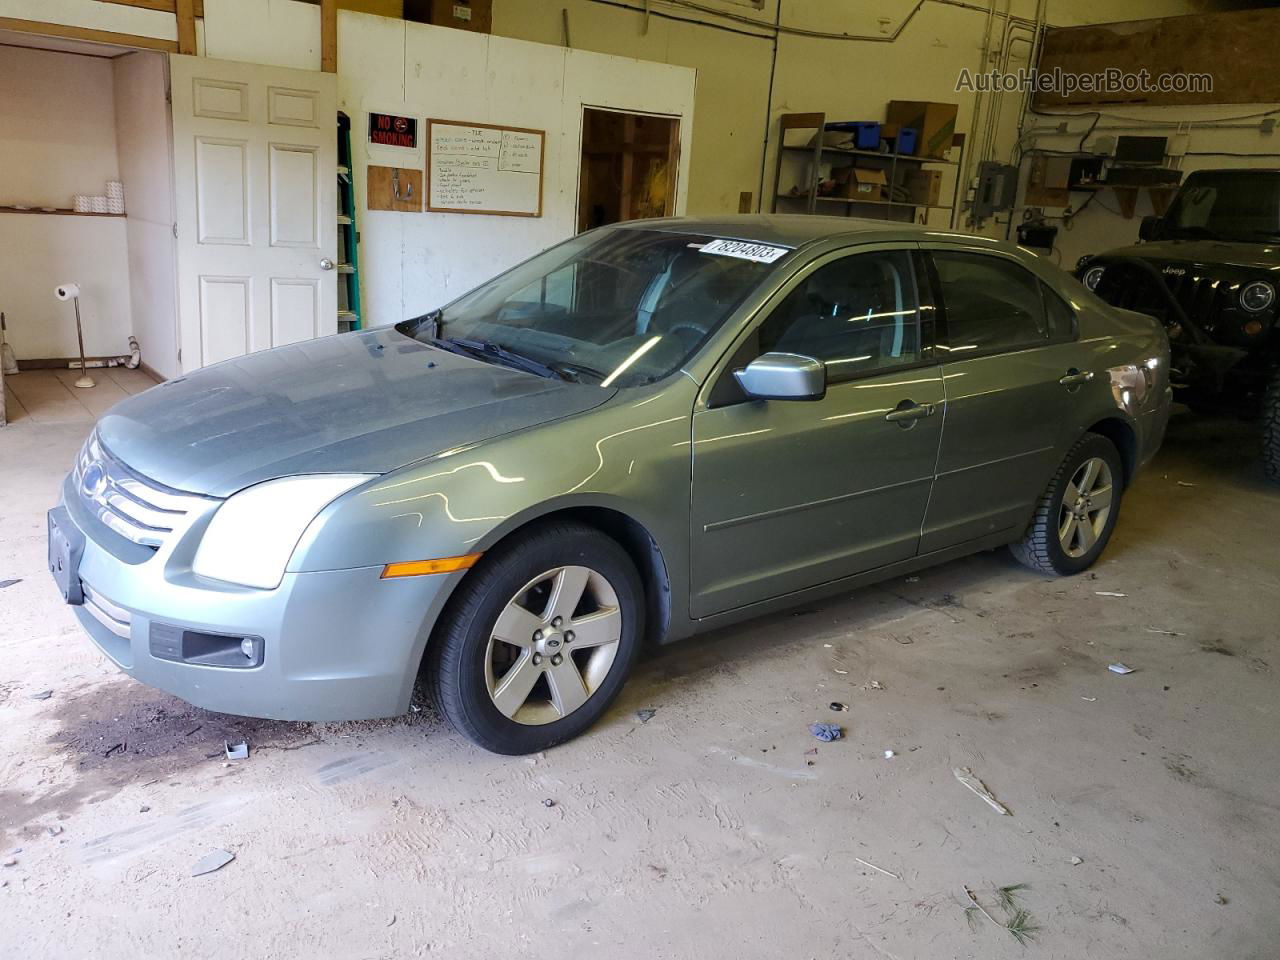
[
  {"x1": 1163, "y1": 172, "x2": 1280, "y2": 242},
  {"x1": 401, "y1": 228, "x2": 791, "y2": 387}
]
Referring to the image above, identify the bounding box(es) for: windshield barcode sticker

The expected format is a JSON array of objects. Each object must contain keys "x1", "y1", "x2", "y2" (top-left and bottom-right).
[{"x1": 699, "y1": 239, "x2": 790, "y2": 263}]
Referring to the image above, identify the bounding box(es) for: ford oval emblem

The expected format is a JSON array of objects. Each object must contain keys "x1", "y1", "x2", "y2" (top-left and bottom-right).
[{"x1": 81, "y1": 463, "x2": 107, "y2": 499}]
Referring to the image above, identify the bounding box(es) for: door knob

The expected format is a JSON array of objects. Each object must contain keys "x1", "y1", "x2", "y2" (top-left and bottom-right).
[
  {"x1": 884, "y1": 400, "x2": 936, "y2": 424},
  {"x1": 1059, "y1": 369, "x2": 1094, "y2": 386},
  {"x1": 319, "y1": 258, "x2": 335, "y2": 271}
]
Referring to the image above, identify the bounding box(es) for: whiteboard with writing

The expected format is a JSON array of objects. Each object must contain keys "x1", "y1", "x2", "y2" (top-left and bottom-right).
[{"x1": 426, "y1": 120, "x2": 545, "y2": 217}]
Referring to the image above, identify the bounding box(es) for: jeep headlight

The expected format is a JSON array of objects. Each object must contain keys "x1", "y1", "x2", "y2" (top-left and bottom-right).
[
  {"x1": 1240, "y1": 280, "x2": 1274, "y2": 313},
  {"x1": 192, "y1": 474, "x2": 372, "y2": 589},
  {"x1": 1082, "y1": 265, "x2": 1106, "y2": 291}
]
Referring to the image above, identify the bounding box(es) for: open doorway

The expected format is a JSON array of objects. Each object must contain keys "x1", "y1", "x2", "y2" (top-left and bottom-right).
[{"x1": 577, "y1": 107, "x2": 680, "y2": 233}]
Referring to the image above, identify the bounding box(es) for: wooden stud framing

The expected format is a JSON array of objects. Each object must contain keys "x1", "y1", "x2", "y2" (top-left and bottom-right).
[
  {"x1": 321, "y1": 0, "x2": 337, "y2": 73},
  {"x1": 174, "y1": 0, "x2": 196, "y2": 55},
  {"x1": 98, "y1": 0, "x2": 205, "y2": 16}
]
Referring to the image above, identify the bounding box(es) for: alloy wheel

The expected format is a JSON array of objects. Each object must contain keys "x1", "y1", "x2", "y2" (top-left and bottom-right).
[
  {"x1": 1058, "y1": 456, "x2": 1114, "y2": 558},
  {"x1": 484, "y1": 565, "x2": 623, "y2": 725}
]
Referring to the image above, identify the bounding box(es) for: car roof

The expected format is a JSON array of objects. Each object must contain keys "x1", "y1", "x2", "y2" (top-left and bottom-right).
[{"x1": 612, "y1": 214, "x2": 1007, "y2": 253}]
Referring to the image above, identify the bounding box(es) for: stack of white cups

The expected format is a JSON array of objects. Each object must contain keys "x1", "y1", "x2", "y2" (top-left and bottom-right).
[
  {"x1": 73, "y1": 195, "x2": 91, "y2": 213},
  {"x1": 106, "y1": 180, "x2": 125, "y2": 215}
]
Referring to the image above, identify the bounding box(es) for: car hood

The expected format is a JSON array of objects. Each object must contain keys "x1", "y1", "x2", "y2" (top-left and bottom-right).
[
  {"x1": 1094, "y1": 239, "x2": 1280, "y2": 272},
  {"x1": 96, "y1": 328, "x2": 616, "y2": 497}
]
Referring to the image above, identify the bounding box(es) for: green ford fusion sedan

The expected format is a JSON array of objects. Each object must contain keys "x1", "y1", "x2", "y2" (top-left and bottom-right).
[{"x1": 52, "y1": 216, "x2": 1171, "y2": 753}]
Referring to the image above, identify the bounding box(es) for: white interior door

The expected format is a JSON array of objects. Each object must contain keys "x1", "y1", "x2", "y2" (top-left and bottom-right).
[{"x1": 170, "y1": 54, "x2": 337, "y2": 372}]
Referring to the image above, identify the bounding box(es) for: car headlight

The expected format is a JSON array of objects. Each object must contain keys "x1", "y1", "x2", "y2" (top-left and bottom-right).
[
  {"x1": 1082, "y1": 265, "x2": 1106, "y2": 291},
  {"x1": 192, "y1": 474, "x2": 372, "y2": 589},
  {"x1": 1109, "y1": 364, "x2": 1149, "y2": 415},
  {"x1": 1240, "y1": 280, "x2": 1274, "y2": 313}
]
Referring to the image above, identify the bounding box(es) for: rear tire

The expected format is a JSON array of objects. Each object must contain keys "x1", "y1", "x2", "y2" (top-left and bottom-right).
[
  {"x1": 1263, "y1": 369, "x2": 1280, "y2": 482},
  {"x1": 1010, "y1": 433, "x2": 1124, "y2": 576},
  {"x1": 428, "y1": 520, "x2": 643, "y2": 754}
]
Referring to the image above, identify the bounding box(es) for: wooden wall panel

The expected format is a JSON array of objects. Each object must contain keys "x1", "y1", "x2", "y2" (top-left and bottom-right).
[{"x1": 1034, "y1": 9, "x2": 1280, "y2": 108}]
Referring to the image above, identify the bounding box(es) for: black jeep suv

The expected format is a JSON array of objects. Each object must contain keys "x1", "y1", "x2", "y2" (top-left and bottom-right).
[{"x1": 1075, "y1": 169, "x2": 1280, "y2": 480}]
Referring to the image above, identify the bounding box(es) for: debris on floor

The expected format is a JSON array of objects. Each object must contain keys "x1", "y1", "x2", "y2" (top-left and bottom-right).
[
  {"x1": 224, "y1": 741, "x2": 249, "y2": 760},
  {"x1": 868, "y1": 680, "x2": 885, "y2": 690},
  {"x1": 953, "y1": 766, "x2": 1011, "y2": 815},
  {"x1": 833, "y1": 668, "x2": 849, "y2": 675},
  {"x1": 1069, "y1": 856, "x2": 1083, "y2": 865},
  {"x1": 635, "y1": 708, "x2": 657, "y2": 724},
  {"x1": 190, "y1": 849, "x2": 235, "y2": 877},
  {"x1": 1145, "y1": 626, "x2": 1184, "y2": 636},
  {"x1": 103, "y1": 742, "x2": 125, "y2": 758},
  {"x1": 808, "y1": 722, "x2": 842, "y2": 742},
  {"x1": 542, "y1": 798, "x2": 556, "y2": 808},
  {"x1": 883, "y1": 749, "x2": 896, "y2": 759},
  {"x1": 139, "y1": 805, "x2": 151, "y2": 814},
  {"x1": 1108, "y1": 663, "x2": 1135, "y2": 675},
  {"x1": 964, "y1": 883, "x2": 1038, "y2": 945},
  {"x1": 29, "y1": 690, "x2": 53, "y2": 701},
  {"x1": 46, "y1": 826, "x2": 62, "y2": 837},
  {"x1": 854, "y1": 857, "x2": 901, "y2": 879},
  {"x1": 828, "y1": 701, "x2": 848, "y2": 712},
  {"x1": 0, "y1": 578, "x2": 20, "y2": 589},
  {"x1": 1095, "y1": 591, "x2": 1127, "y2": 598},
  {"x1": 2, "y1": 856, "x2": 16, "y2": 867}
]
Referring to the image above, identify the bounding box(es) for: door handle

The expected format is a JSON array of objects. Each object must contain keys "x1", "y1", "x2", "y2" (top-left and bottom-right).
[
  {"x1": 885, "y1": 400, "x2": 936, "y2": 423},
  {"x1": 319, "y1": 258, "x2": 335, "y2": 271},
  {"x1": 1059, "y1": 369, "x2": 1094, "y2": 386}
]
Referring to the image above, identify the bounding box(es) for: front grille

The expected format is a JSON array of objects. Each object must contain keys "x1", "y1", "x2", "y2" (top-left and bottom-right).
[
  {"x1": 74, "y1": 433, "x2": 212, "y2": 548},
  {"x1": 1155, "y1": 265, "x2": 1233, "y2": 331}
]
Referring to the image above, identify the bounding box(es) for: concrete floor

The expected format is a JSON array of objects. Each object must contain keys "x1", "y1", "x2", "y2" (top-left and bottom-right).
[{"x1": 2, "y1": 389, "x2": 1278, "y2": 959}]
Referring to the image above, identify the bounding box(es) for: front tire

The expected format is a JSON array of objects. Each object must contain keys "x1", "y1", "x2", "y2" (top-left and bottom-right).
[
  {"x1": 1010, "y1": 433, "x2": 1124, "y2": 576},
  {"x1": 428, "y1": 520, "x2": 643, "y2": 754},
  {"x1": 1263, "y1": 368, "x2": 1280, "y2": 482}
]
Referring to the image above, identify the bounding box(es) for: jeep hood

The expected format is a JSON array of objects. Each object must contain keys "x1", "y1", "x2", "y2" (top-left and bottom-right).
[
  {"x1": 1094, "y1": 239, "x2": 1280, "y2": 273},
  {"x1": 96, "y1": 328, "x2": 616, "y2": 497}
]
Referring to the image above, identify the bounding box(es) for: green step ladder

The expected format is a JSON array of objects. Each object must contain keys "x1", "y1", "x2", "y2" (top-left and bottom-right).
[{"x1": 337, "y1": 112, "x2": 362, "y2": 332}]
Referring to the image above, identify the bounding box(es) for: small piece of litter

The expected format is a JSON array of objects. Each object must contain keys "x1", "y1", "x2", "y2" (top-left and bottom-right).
[
  {"x1": 2, "y1": 857, "x2": 16, "y2": 867},
  {"x1": 1081, "y1": 696, "x2": 1097, "y2": 702},
  {"x1": 1095, "y1": 591, "x2": 1127, "y2": 598},
  {"x1": 1214, "y1": 894, "x2": 1229, "y2": 905},
  {"x1": 1176, "y1": 480, "x2": 1197, "y2": 487},
  {"x1": 868, "y1": 680, "x2": 885, "y2": 690},
  {"x1": 829, "y1": 701, "x2": 848, "y2": 712},
  {"x1": 804, "y1": 747, "x2": 818, "y2": 756},
  {"x1": 833, "y1": 668, "x2": 849, "y2": 675},
  {"x1": 47, "y1": 826, "x2": 63, "y2": 837},
  {"x1": 905, "y1": 576, "x2": 920, "y2": 583},
  {"x1": 953, "y1": 766, "x2": 1011, "y2": 815},
  {"x1": 190, "y1": 849, "x2": 235, "y2": 877},
  {"x1": 542, "y1": 798, "x2": 556, "y2": 808},
  {"x1": 30, "y1": 690, "x2": 53, "y2": 701},
  {"x1": 635, "y1": 708, "x2": 657, "y2": 724},
  {"x1": 1108, "y1": 663, "x2": 1135, "y2": 675},
  {"x1": 224, "y1": 741, "x2": 249, "y2": 760},
  {"x1": 388, "y1": 915, "x2": 397, "y2": 927},
  {"x1": 0, "y1": 579, "x2": 20, "y2": 589},
  {"x1": 103, "y1": 742, "x2": 125, "y2": 758},
  {"x1": 139, "y1": 806, "x2": 151, "y2": 814},
  {"x1": 823, "y1": 643, "x2": 833, "y2": 648},
  {"x1": 1069, "y1": 856, "x2": 1083, "y2": 865},
  {"x1": 808, "y1": 722, "x2": 842, "y2": 742},
  {"x1": 1145, "y1": 627, "x2": 1184, "y2": 637},
  {"x1": 883, "y1": 749, "x2": 895, "y2": 759},
  {"x1": 895, "y1": 636, "x2": 914, "y2": 645},
  {"x1": 854, "y1": 857, "x2": 901, "y2": 879}
]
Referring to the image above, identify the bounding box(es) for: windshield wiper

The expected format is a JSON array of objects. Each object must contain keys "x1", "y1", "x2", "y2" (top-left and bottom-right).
[{"x1": 431, "y1": 336, "x2": 563, "y2": 380}]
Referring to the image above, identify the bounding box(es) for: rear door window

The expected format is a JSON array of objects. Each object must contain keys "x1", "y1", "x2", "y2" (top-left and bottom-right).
[{"x1": 932, "y1": 251, "x2": 1052, "y2": 354}]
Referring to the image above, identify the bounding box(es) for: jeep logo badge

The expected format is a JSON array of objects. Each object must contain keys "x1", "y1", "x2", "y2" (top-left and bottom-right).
[{"x1": 1163, "y1": 265, "x2": 1186, "y2": 276}]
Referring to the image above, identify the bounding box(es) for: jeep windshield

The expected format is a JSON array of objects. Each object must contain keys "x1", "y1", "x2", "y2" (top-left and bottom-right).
[
  {"x1": 1162, "y1": 170, "x2": 1280, "y2": 242},
  {"x1": 399, "y1": 228, "x2": 792, "y2": 388}
]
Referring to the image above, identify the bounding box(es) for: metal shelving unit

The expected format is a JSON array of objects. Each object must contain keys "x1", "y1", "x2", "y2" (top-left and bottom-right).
[{"x1": 770, "y1": 112, "x2": 965, "y2": 228}]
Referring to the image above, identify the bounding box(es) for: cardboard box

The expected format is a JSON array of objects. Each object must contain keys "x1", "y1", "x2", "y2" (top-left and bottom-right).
[
  {"x1": 405, "y1": 0, "x2": 492, "y2": 32},
  {"x1": 885, "y1": 100, "x2": 959, "y2": 159},
  {"x1": 845, "y1": 167, "x2": 888, "y2": 201},
  {"x1": 904, "y1": 169, "x2": 942, "y2": 206}
]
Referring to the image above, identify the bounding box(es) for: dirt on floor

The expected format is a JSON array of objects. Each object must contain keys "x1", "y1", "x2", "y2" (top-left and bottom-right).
[{"x1": 1, "y1": 411, "x2": 1278, "y2": 959}]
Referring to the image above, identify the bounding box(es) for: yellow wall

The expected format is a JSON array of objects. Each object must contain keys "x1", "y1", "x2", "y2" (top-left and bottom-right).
[{"x1": 488, "y1": 0, "x2": 1235, "y2": 221}]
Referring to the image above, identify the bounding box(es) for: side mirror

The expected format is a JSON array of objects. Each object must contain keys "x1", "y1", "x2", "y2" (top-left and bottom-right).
[
  {"x1": 733, "y1": 352, "x2": 826, "y2": 401},
  {"x1": 1138, "y1": 215, "x2": 1162, "y2": 242}
]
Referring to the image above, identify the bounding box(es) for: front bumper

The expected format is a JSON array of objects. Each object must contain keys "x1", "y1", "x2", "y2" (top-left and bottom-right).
[{"x1": 55, "y1": 472, "x2": 452, "y2": 722}]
